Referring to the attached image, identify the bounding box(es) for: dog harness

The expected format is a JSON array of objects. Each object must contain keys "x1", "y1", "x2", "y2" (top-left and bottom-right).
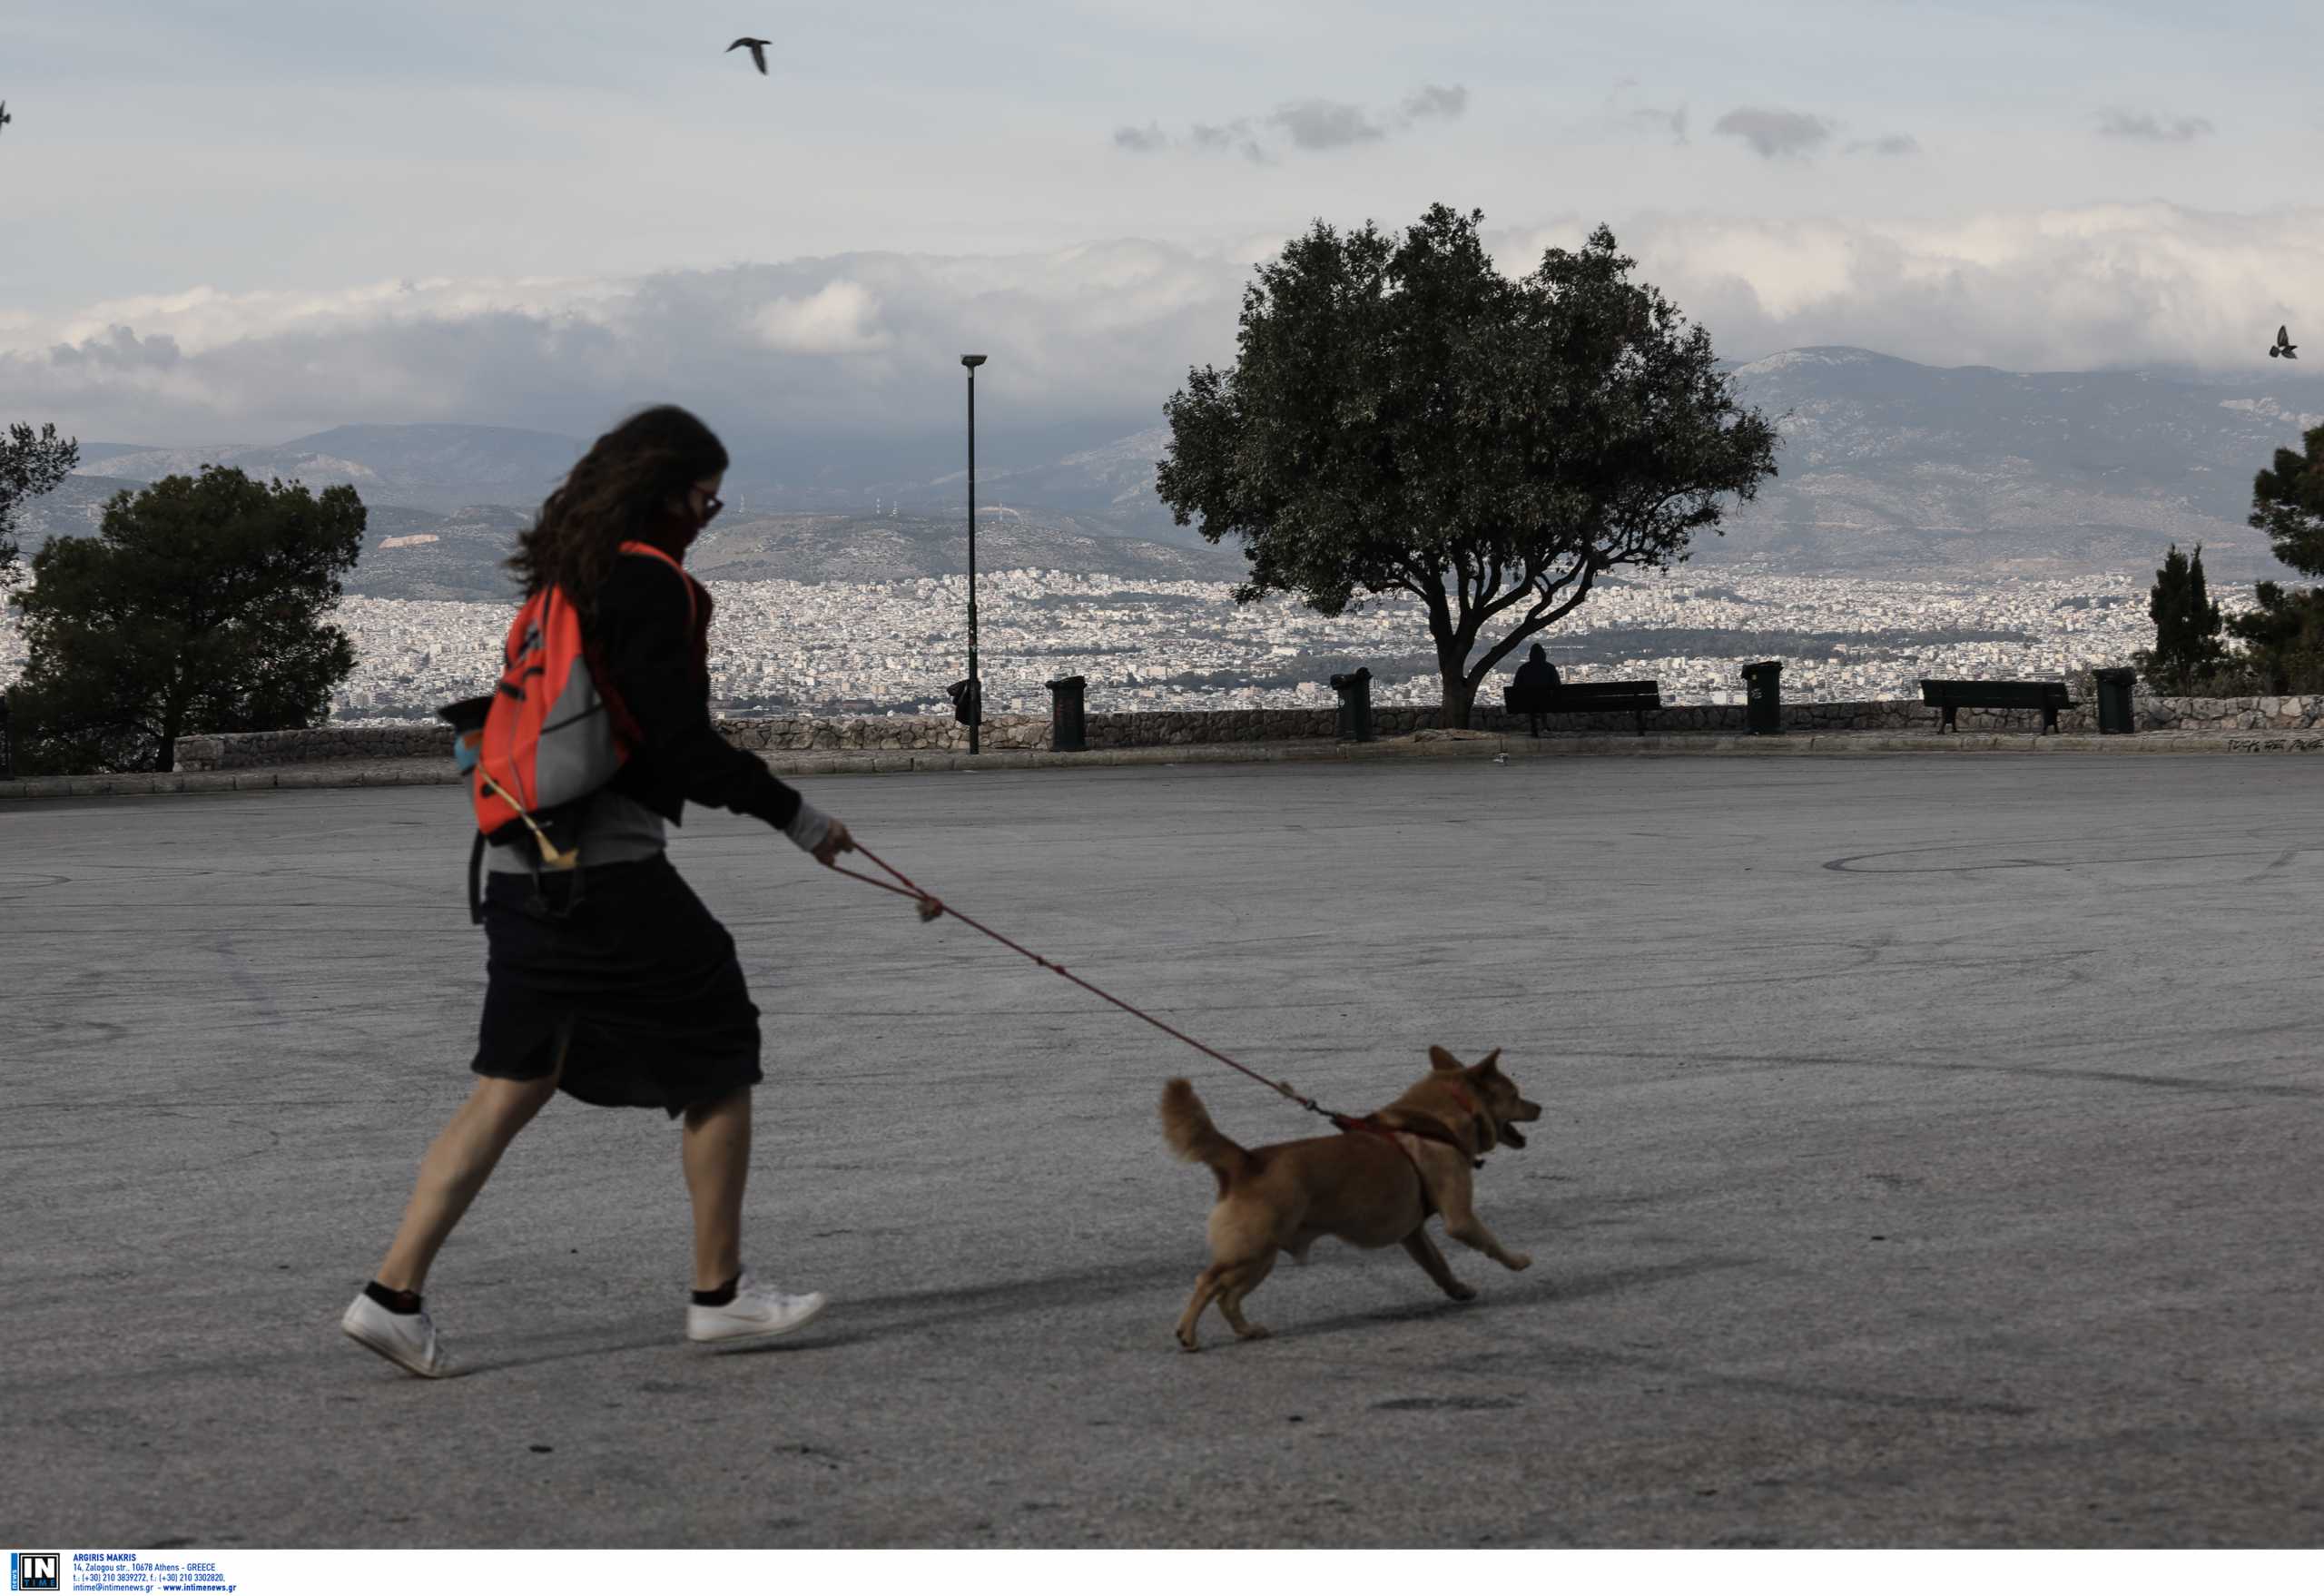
[{"x1": 1334, "y1": 1083, "x2": 1492, "y2": 1220}]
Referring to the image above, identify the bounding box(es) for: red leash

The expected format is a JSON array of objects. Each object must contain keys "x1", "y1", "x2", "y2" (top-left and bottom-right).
[{"x1": 826, "y1": 842, "x2": 1345, "y2": 1126}]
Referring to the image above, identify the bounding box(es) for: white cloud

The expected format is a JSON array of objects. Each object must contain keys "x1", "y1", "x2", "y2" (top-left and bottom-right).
[
  {"x1": 1494, "y1": 203, "x2": 2324, "y2": 372},
  {"x1": 1401, "y1": 84, "x2": 1469, "y2": 121},
  {"x1": 1187, "y1": 119, "x2": 1269, "y2": 163},
  {"x1": 1117, "y1": 85, "x2": 1467, "y2": 163},
  {"x1": 34, "y1": 276, "x2": 627, "y2": 357},
  {"x1": 9, "y1": 204, "x2": 2320, "y2": 448},
  {"x1": 750, "y1": 281, "x2": 893, "y2": 355},
  {"x1": 2098, "y1": 109, "x2": 2214, "y2": 143},
  {"x1": 0, "y1": 241, "x2": 1251, "y2": 447},
  {"x1": 1712, "y1": 107, "x2": 1835, "y2": 160},
  {"x1": 1633, "y1": 105, "x2": 1689, "y2": 144},
  {"x1": 1255, "y1": 99, "x2": 1378, "y2": 152}
]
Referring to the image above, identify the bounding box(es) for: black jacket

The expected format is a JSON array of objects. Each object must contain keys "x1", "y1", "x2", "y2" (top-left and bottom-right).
[
  {"x1": 590, "y1": 549, "x2": 803, "y2": 832},
  {"x1": 1512, "y1": 657, "x2": 1561, "y2": 692}
]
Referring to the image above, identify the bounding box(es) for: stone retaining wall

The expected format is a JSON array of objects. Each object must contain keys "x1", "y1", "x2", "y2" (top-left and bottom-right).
[
  {"x1": 718, "y1": 707, "x2": 1414, "y2": 753},
  {"x1": 174, "y1": 724, "x2": 456, "y2": 771},
  {"x1": 2136, "y1": 695, "x2": 2324, "y2": 732},
  {"x1": 172, "y1": 693, "x2": 2324, "y2": 771}
]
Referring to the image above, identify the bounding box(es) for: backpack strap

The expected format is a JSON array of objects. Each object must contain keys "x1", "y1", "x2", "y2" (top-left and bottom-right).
[
  {"x1": 468, "y1": 830, "x2": 487, "y2": 926},
  {"x1": 616, "y1": 540, "x2": 700, "y2": 629}
]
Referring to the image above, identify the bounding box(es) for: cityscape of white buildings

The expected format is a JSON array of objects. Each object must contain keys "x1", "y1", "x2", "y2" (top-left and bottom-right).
[{"x1": 1, "y1": 567, "x2": 2249, "y2": 725}]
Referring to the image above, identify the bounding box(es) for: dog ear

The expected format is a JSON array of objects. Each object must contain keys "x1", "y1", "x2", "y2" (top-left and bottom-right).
[
  {"x1": 1427, "y1": 1045, "x2": 1463, "y2": 1072},
  {"x1": 1476, "y1": 1048, "x2": 1503, "y2": 1075}
]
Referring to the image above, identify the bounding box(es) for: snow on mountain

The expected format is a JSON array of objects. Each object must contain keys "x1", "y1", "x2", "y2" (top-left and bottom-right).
[
  {"x1": 68, "y1": 424, "x2": 585, "y2": 513},
  {"x1": 36, "y1": 348, "x2": 2324, "y2": 582}
]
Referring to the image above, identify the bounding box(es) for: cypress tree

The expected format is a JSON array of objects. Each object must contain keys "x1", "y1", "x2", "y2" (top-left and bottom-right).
[{"x1": 2140, "y1": 543, "x2": 2224, "y2": 694}]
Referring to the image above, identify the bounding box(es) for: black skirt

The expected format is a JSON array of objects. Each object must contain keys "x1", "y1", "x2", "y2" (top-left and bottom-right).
[{"x1": 474, "y1": 853, "x2": 763, "y2": 1117}]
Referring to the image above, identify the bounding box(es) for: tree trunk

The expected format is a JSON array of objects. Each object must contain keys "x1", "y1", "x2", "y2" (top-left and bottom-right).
[
  {"x1": 157, "y1": 698, "x2": 182, "y2": 775},
  {"x1": 1420, "y1": 578, "x2": 1476, "y2": 729},
  {"x1": 1441, "y1": 670, "x2": 1478, "y2": 730}
]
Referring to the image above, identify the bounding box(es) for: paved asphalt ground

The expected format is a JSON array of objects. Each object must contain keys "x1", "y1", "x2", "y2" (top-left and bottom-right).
[{"x1": 4, "y1": 754, "x2": 2319, "y2": 1548}]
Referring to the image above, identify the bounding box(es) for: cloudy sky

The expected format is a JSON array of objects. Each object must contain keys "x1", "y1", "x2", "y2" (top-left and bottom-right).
[{"x1": 4, "y1": 0, "x2": 2319, "y2": 455}]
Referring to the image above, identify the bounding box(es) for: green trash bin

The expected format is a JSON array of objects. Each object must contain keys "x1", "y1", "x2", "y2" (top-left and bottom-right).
[
  {"x1": 1329, "y1": 668, "x2": 1374, "y2": 743},
  {"x1": 1046, "y1": 674, "x2": 1088, "y2": 753},
  {"x1": 2093, "y1": 667, "x2": 2137, "y2": 734},
  {"x1": 1740, "y1": 660, "x2": 1784, "y2": 735}
]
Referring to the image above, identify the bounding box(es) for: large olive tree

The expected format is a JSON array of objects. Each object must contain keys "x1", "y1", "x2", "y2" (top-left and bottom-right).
[{"x1": 1157, "y1": 204, "x2": 1778, "y2": 726}]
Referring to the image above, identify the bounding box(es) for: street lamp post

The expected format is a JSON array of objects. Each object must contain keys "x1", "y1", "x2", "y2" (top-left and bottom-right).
[{"x1": 961, "y1": 354, "x2": 987, "y2": 754}]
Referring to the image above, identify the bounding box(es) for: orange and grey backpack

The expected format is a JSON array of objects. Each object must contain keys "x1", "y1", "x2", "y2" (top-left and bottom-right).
[{"x1": 440, "y1": 539, "x2": 696, "y2": 922}]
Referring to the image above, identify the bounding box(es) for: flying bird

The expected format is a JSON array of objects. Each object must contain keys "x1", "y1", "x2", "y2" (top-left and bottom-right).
[
  {"x1": 726, "y1": 37, "x2": 772, "y2": 75},
  {"x1": 2270, "y1": 325, "x2": 2298, "y2": 360},
  {"x1": 0, "y1": 102, "x2": 12, "y2": 137}
]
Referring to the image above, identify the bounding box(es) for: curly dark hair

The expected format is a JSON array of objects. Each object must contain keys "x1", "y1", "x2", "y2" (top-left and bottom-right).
[{"x1": 507, "y1": 405, "x2": 729, "y2": 613}]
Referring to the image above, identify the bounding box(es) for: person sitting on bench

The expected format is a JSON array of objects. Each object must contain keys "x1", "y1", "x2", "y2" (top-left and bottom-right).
[{"x1": 1512, "y1": 643, "x2": 1561, "y2": 737}]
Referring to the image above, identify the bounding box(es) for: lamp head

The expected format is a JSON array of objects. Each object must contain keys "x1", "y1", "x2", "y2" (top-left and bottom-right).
[{"x1": 960, "y1": 354, "x2": 988, "y2": 369}]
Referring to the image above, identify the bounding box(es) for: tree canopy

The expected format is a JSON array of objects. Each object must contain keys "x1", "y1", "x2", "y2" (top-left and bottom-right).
[
  {"x1": 7, "y1": 467, "x2": 365, "y2": 774},
  {"x1": 1, "y1": 421, "x2": 81, "y2": 578},
  {"x1": 2225, "y1": 422, "x2": 2324, "y2": 694},
  {"x1": 2135, "y1": 543, "x2": 2226, "y2": 694},
  {"x1": 1156, "y1": 204, "x2": 1779, "y2": 724},
  {"x1": 2250, "y1": 421, "x2": 2324, "y2": 582}
]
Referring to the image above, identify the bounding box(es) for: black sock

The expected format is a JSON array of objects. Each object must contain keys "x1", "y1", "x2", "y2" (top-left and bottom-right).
[
  {"x1": 365, "y1": 1280, "x2": 423, "y2": 1316},
  {"x1": 692, "y1": 1273, "x2": 741, "y2": 1308}
]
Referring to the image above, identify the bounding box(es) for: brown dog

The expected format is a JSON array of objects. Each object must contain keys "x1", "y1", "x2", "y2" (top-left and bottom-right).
[{"x1": 1159, "y1": 1045, "x2": 1543, "y2": 1350}]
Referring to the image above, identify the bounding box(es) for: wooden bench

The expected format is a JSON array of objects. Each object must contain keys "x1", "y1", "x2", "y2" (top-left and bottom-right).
[
  {"x1": 1918, "y1": 678, "x2": 2074, "y2": 734},
  {"x1": 1504, "y1": 680, "x2": 1662, "y2": 736}
]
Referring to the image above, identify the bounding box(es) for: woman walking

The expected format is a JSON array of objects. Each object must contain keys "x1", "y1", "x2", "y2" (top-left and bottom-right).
[{"x1": 342, "y1": 405, "x2": 852, "y2": 1378}]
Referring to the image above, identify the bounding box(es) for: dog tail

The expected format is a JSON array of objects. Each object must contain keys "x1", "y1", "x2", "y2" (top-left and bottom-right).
[{"x1": 1160, "y1": 1077, "x2": 1249, "y2": 1193}]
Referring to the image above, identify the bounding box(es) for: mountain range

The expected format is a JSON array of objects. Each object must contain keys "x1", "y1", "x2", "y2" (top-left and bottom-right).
[
  {"x1": 73, "y1": 426, "x2": 588, "y2": 514},
  {"x1": 1709, "y1": 348, "x2": 2322, "y2": 580},
  {"x1": 19, "y1": 347, "x2": 2324, "y2": 592}
]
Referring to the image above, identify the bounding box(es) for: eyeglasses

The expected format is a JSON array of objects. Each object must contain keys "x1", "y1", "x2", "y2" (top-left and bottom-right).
[{"x1": 695, "y1": 490, "x2": 724, "y2": 525}]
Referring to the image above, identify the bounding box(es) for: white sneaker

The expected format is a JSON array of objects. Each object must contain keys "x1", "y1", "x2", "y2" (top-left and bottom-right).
[
  {"x1": 340, "y1": 1290, "x2": 458, "y2": 1379},
  {"x1": 686, "y1": 1271, "x2": 828, "y2": 1350}
]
